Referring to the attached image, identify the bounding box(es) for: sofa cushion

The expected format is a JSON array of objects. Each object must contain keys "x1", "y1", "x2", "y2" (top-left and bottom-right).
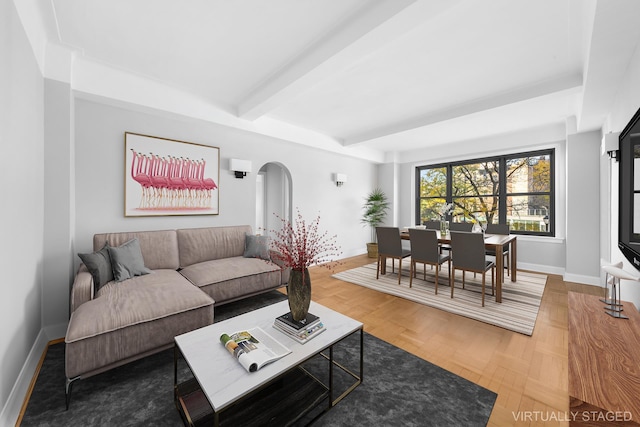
[
  {"x1": 243, "y1": 234, "x2": 270, "y2": 260},
  {"x1": 77, "y1": 243, "x2": 113, "y2": 293},
  {"x1": 67, "y1": 270, "x2": 212, "y2": 344},
  {"x1": 176, "y1": 225, "x2": 251, "y2": 267},
  {"x1": 179, "y1": 257, "x2": 281, "y2": 303},
  {"x1": 177, "y1": 225, "x2": 252, "y2": 268},
  {"x1": 65, "y1": 270, "x2": 214, "y2": 378},
  {"x1": 108, "y1": 238, "x2": 152, "y2": 282},
  {"x1": 93, "y1": 230, "x2": 180, "y2": 270}
]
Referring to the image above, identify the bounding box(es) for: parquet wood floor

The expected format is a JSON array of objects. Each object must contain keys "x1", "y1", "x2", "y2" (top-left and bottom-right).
[{"x1": 301, "y1": 254, "x2": 603, "y2": 427}]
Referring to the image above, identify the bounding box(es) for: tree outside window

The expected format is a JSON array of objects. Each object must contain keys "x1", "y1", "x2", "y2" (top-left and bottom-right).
[
  {"x1": 416, "y1": 150, "x2": 554, "y2": 236},
  {"x1": 418, "y1": 166, "x2": 447, "y2": 221}
]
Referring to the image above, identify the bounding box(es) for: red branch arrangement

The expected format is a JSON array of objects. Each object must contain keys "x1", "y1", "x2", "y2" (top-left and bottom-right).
[{"x1": 270, "y1": 209, "x2": 343, "y2": 272}]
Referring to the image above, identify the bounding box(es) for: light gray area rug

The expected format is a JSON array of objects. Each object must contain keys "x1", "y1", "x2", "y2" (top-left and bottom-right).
[
  {"x1": 333, "y1": 261, "x2": 547, "y2": 335},
  {"x1": 20, "y1": 291, "x2": 496, "y2": 426}
]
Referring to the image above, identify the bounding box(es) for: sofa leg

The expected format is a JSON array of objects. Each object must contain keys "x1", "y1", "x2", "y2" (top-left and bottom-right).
[{"x1": 65, "y1": 376, "x2": 80, "y2": 410}]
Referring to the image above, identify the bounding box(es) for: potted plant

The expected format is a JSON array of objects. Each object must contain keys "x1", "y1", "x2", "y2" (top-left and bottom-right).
[{"x1": 361, "y1": 188, "x2": 389, "y2": 258}]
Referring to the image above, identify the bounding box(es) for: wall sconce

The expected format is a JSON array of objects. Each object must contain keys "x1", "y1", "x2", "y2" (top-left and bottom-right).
[
  {"x1": 602, "y1": 132, "x2": 621, "y2": 161},
  {"x1": 230, "y1": 159, "x2": 252, "y2": 178},
  {"x1": 334, "y1": 173, "x2": 347, "y2": 187}
]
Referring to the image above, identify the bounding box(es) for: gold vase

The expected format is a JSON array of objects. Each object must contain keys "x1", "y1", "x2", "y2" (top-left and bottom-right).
[{"x1": 288, "y1": 268, "x2": 311, "y2": 321}]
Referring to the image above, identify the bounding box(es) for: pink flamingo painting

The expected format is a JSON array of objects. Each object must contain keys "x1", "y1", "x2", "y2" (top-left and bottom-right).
[
  {"x1": 130, "y1": 149, "x2": 152, "y2": 208},
  {"x1": 129, "y1": 149, "x2": 218, "y2": 211}
]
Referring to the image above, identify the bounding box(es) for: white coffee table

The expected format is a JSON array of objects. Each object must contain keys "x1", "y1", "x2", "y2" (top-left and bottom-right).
[{"x1": 173, "y1": 300, "x2": 363, "y2": 426}]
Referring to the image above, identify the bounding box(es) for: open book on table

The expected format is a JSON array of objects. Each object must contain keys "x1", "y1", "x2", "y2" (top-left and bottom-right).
[{"x1": 220, "y1": 327, "x2": 291, "y2": 372}]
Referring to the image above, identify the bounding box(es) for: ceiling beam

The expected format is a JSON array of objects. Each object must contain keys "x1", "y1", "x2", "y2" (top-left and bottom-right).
[
  {"x1": 71, "y1": 56, "x2": 386, "y2": 163},
  {"x1": 12, "y1": 0, "x2": 59, "y2": 75},
  {"x1": 578, "y1": 0, "x2": 640, "y2": 131},
  {"x1": 342, "y1": 73, "x2": 583, "y2": 146},
  {"x1": 237, "y1": 0, "x2": 464, "y2": 121}
]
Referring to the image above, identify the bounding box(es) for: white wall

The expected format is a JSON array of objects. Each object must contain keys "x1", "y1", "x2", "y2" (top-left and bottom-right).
[
  {"x1": 73, "y1": 96, "x2": 375, "y2": 267},
  {"x1": 377, "y1": 162, "x2": 398, "y2": 226},
  {"x1": 565, "y1": 130, "x2": 601, "y2": 283},
  {"x1": 43, "y1": 79, "x2": 74, "y2": 333},
  {"x1": 604, "y1": 37, "x2": 640, "y2": 308},
  {"x1": 0, "y1": 1, "x2": 45, "y2": 424}
]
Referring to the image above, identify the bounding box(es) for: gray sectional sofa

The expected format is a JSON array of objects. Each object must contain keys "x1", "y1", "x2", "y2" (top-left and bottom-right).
[{"x1": 64, "y1": 225, "x2": 287, "y2": 407}]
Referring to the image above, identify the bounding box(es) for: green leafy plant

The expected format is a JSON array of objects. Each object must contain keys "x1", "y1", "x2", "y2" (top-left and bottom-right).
[{"x1": 361, "y1": 188, "x2": 389, "y2": 243}]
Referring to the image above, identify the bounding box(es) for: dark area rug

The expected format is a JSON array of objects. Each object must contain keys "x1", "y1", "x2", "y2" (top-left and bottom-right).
[{"x1": 21, "y1": 291, "x2": 496, "y2": 426}]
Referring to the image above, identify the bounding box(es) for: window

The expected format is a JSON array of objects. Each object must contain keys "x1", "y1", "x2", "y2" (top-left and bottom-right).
[{"x1": 416, "y1": 149, "x2": 554, "y2": 236}]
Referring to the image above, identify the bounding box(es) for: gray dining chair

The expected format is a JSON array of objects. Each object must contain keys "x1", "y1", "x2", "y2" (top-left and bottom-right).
[
  {"x1": 485, "y1": 223, "x2": 510, "y2": 276},
  {"x1": 376, "y1": 227, "x2": 411, "y2": 285},
  {"x1": 449, "y1": 231, "x2": 495, "y2": 307},
  {"x1": 449, "y1": 222, "x2": 473, "y2": 232},
  {"x1": 423, "y1": 220, "x2": 441, "y2": 230},
  {"x1": 408, "y1": 229, "x2": 450, "y2": 294},
  {"x1": 440, "y1": 222, "x2": 473, "y2": 255}
]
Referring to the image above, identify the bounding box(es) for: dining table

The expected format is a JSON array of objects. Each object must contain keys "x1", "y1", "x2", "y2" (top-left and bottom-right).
[{"x1": 390, "y1": 230, "x2": 517, "y2": 303}]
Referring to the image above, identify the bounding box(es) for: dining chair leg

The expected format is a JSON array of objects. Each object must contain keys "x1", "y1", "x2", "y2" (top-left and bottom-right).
[
  {"x1": 506, "y1": 253, "x2": 510, "y2": 277},
  {"x1": 481, "y1": 273, "x2": 486, "y2": 307},
  {"x1": 397, "y1": 258, "x2": 402, "y2": 285},
  {"x1": 376, "y1": 255, "x2": 381, "y2": 280},
  {"x1": 462, "y1": 271, "x2": 465, "y2": 289},
  {"x1": 492, "y1": 267, "x2": 495, "y2": 295},
  {"x1": 450, "y1": 267, "x2": 455, "y2": 298},
  {"x1": 409, "y1": 261, "x2": 414, "y2": 288}
]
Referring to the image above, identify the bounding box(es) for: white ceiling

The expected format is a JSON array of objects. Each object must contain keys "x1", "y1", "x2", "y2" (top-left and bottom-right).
[{"x1": 16, "y1": 0, "x2": 640, "y2": 162}]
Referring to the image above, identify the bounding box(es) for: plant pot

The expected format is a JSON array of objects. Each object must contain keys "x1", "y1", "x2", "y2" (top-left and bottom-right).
[
  {"x1": 288, "y1": 268, "x2": 311, "y2": 321},
  {"x1": 367, "y1": 242, "x2": 378, "y2": 258}
]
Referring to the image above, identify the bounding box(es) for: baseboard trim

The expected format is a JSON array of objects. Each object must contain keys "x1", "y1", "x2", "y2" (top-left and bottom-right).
[
  {"x1": 44, "y1": 322, "x2": 68, "y2": 342},
  {"x1": 517, "y1": 262, "x2": 565, "y2": 277},
  {"x1": 0, "y1": 330, "x2": 49, "y2": 427},
  {"x1": 564, "y1": 272, "x2": 601, "y2": 287},
  {"x1": 344, "y1": 248, "x2": 368, "y2": 258},
  {"x1": 518, "y1": 261, "x2": 601, "y2": 286}
]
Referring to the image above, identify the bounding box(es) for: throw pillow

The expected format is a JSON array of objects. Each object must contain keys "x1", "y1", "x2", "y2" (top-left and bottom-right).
[
  {"x1": 243, "y1": 234, "x2": 271, "y2": 261},
  {"x1": 78, "y1": 243, "x2": 114, "y2": 293},
  {"x1": 107, "y1": 238, "x2": 152, "y2": 282}
]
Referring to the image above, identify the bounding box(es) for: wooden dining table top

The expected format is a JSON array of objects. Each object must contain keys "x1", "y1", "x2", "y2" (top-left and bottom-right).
[{"x1": 400, "y1": 229, "x2": 517, "y2": 247}]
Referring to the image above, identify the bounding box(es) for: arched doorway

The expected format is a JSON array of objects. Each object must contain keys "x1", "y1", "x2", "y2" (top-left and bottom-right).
[{"x1": 256, "y1": 162, "x2": 292, "y2": 236}]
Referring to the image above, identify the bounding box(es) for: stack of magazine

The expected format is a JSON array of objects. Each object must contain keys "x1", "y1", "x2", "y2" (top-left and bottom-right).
[{"x1": 273, "y1": 312, "x2": 325, "y2": 344}]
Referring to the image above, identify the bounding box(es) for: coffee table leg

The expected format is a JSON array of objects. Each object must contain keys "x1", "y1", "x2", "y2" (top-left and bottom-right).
[
  {"x1": 324, "y1": 327, "x2": 363, "y2": 409},
  {"x1": 329, "y1": 345, "x2": 334, "y2": 408},
  {"x1": 173, "y1": 345, "x2": 178, "y2": 402},
  {"x1": 359, "y1": 328, "x2": 364, "y2": 382}
]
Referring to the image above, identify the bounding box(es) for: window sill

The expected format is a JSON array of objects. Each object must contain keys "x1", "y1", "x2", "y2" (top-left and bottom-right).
[{"x1": 515, "y1": 235, "x2": 565, "y2": 244}]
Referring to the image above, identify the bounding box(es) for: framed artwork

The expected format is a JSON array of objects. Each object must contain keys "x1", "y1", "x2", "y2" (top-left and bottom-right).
[{"x1": 124, "y1": 132, "x2": 219, "y2": 217}]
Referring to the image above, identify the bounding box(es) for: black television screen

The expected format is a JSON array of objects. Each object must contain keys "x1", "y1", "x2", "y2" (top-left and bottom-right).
[{"x1": 618, "y1": 106, "x2": 640, "y2": 271}]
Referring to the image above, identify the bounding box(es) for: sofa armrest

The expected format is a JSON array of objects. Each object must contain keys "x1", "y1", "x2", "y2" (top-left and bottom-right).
[
  {"x1": 269, "y1": 250, "x2": 291, "y2": 285},
  {"x1": 70, "y1": 264, "x2": 94, "y2": 314}
]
